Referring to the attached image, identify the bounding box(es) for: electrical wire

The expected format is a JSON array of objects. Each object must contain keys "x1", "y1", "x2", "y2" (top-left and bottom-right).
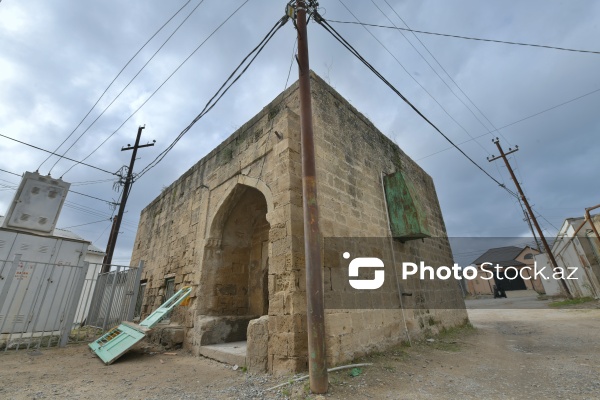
[
  {"x1": 50, "y1": 0, "x2": 208, "y2": 176},
  {"x1": 362, "y1": 0, "x2": 496, "y2": 154},
  {"x1": 59, "y1": 0, "x2": 251, "y2": 178},
  {"x1": 336, "y1": 0, "x2": 491, "y2": 159},
  {"x1": 71, "y1": 178, "x2": 116, "y2": 186},
  {"x1": 66, "y1": 190, "x2": 117, "y2": 205},
  {"x1": 63, "y1": 200, "x2": 139, "y2": 227},
  {"x1": 377, "y1": 0, "x2": 512, "y2": 147},
  {"x1": 58, "y1": 218, "x2": 110, "y2": 230},
  {"x1": 319, "y1": 11, "x2": 529, "y2": 207},
  {"x1": 0, "y1": 133, "x2": 116, "y2": 175},
  {"x1": 536, "y1": 213, "x2": 561, "y2": 232},
  {"x1": 39, "y1": 0, "x2": 195, "y2": 173},
  {"x1": 315, "y1": 13, "x2": 518, "y2": 199},
  {"x1": 136, "y1": 14, "x2": 290, "y2": 180},
  {"x1": 94, "y1": 220, "x2": 113, "y2": 243},
  {"x1": 255, "y1": 36, "x2": 298, "y2": 182},
  {"x1": 0, "y1": 170, "x2": 137, "y2": 237},
  {"x1": 326, "y1": 19, "x2": 600, "y2": 55},
  {"x1": 417, "y1": 85, "x2": 600, "y2": 161},
  {"x1": 0, "y1": 164, "x2": 117, "y2": 204},
  {"x1": 0, "y1": 168, "x2": 20, "y2": 177},
  {"x1": 285, "y1": 38, "x2": 298, "y2": 90}
]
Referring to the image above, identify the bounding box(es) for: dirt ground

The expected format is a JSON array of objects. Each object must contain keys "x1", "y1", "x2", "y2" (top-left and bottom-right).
[{"x1": 1, "y1": 295, "x2": 599, "y2": 400}]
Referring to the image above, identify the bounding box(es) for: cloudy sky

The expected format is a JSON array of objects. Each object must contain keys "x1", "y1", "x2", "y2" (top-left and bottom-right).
[{"x1": 0, "y1": 0, "x2": 598, "y2": 265}]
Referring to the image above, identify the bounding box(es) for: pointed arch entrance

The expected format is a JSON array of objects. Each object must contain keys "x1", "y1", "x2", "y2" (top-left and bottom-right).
[{"x1": 198, "y1": 183, "x2": 270, "y2": 347}]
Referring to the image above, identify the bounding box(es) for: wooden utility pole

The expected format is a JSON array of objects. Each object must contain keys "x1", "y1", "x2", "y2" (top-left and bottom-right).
[
  {"x1": 295, "y1": 0, "x2": 328, "y2": 393},
  {"x1": 488, "y1": 138, "x2": 572, "y2": 298},
  {"x1": 518, "y1": 198, "x2": 542, "y2": 251},
  {"x1": 102, "y1": 126, "x2": 154, "y2": 272}
]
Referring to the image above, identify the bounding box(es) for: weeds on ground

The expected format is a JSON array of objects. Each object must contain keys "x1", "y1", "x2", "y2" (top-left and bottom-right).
[
  {"x1": 549, "y1": 297, "x2": 596, "y2": 307},
  {"x1": 70, "y1": 326, "x2": 103, "y2": 342},
  {"x1": 424, "y1": 321, "x2": 476, "y2": 352}
]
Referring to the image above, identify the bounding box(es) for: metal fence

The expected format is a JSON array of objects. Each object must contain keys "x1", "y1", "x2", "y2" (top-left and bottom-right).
[
  {"x1": 86, "y1": 264, "x2": 144, "y2": 331},
  {"x1": 0, "y1": 255, "x2": 143, "y2": 352}
]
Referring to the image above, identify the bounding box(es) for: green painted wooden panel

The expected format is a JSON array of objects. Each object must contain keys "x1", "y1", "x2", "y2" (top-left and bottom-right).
[
  {"x1": 140, "y1": 286, "x2": 192, "y2": 328},
  {"x1": 383, "y1": 171, "x2": 431, "y2": 240},
  {"x1": 89, "y1": 286, "x2": 192, "y2": 365},
  {"x1": 88, "y1": 324, "x2": 146, "y2": 365}
]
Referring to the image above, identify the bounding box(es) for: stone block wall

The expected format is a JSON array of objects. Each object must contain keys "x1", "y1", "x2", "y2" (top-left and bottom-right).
[{"x1": 307, "y1": 73, "x2": 466, "y2": 367}]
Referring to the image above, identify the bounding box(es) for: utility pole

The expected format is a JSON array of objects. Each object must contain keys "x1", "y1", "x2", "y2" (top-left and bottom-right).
[
  {"x1": 294, "y1": 0, "x2": 328, "y2": 393},
  {"x1": 518, "y1": 198, "x2": 542, "y2": 251},
  {"x1": 102, "y1": 126, "x2": 154, "y2": 272},
  {"x1": 488, "y1": 138, "x2": 571, "y2": 298}
]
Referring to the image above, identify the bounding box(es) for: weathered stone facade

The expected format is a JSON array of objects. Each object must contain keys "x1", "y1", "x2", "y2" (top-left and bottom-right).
[{"x1": 131, "y1": 72, "x2": 467, "y2": 375}]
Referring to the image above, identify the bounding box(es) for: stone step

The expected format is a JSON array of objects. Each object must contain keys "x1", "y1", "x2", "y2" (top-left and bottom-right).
[{"x1": 199, "y1": 341, "x2": 247, "y2": 367}]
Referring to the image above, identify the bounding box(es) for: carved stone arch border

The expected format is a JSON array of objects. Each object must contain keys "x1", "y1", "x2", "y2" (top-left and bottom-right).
[{"x1": 206, "y1": 175, "x2": 274, "y2": 239}]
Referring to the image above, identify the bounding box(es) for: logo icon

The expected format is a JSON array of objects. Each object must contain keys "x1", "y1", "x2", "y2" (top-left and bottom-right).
[{"x1": 345, "y1": 252, "x2": 385, "y2": 290}]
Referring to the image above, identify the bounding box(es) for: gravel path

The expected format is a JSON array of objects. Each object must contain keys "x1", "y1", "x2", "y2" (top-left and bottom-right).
[{"x1": 1, "y1": 295, "x2": 598, "y2": 399}]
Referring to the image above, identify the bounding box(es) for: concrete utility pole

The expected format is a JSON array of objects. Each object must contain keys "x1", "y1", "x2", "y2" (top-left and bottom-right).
[
  {"x1": 294, "y1": 0, "x2": 328, "y2": 393},
  {"x1": 488, "y1": 138, "x2": 572, "y2": 298},
  {"x1": 102, "y1": 126, "x2": 154, "y2": 272}
]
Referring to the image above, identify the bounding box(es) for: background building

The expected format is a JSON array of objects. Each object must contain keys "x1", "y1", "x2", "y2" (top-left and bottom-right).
[{"x1": 467, "y1": 245, "x2": 543, "y2": 295}]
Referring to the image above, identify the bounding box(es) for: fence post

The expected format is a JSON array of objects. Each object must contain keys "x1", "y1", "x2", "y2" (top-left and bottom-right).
[
  {"x1": 102, "y1": 266, "x2": 121, "y2": 331},
  {"x1": 59, "y1": 262, "x2": 88, "y2": 347},
  {"x1": 126, "y1": 260, "x2": 144, "y2": 322},
  {"x1": 85, "y1": 270, "x2": 106, "y2": 328},
  {"x1": 0, "y1": 254, "x2": 21, "y2": 336},
  {"x1": 0, "y1": 254, "x2": 21, "y2": 314}
]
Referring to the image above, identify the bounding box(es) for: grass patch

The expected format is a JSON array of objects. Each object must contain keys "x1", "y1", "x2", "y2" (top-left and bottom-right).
[
  {"x1": 70, "y1": 326, "x2": 104, "y2": 341},
  {"x1": 549, "y1": 297, "x2": 595, "y2": 307},
  {"x1": 436, "y1": 321, "x2": 476, "y2": 339},
  {"x1": 425, "y1": 321, "x2": 476, "y2": 352}
]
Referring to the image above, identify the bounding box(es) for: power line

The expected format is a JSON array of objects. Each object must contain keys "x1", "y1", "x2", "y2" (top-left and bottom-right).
[
  {"x1": 63, "y1": 200, "x2": 138, "y2": 226},
  {"x1": 50, "y1": 0, "x2": 207, "y2": 176},
  {"x1": 0, "y1": 168, "x2": 20, "y2": 177},
  {"x1": 536, "y1": 213, "x2": 561, "y2": 232},
  {"x1": 363, "y1": 0, "x2": 498, "y2": 153},
  {"x1": 136, "y1": 14, "x2": 290, "y2": 180},
  {"x1": 378, "y1": 0, "x2": 512, "y2": 147},
  {"x1": 416, "y1": 85, "x2": 600, "y2": 161},
  {"x1": 71, "y1": 178, "x2": 116, "y2": 186},
  {"x1": 0, "y1": 175, "x2": 133, "y2": 225},
  {"x1": 0, "y1": 133, "x2": 116, "y2": 175},
  {"x1": 66, "y1": 190, "x2": 117, "y2": 205},
  {"x1": 95, "y1": 220, "x2": 114, "y2": 244},
  {"x1": 60, "y1": 0, "x2": 251, "y2": 178},
  {"x1": 0, "y1": 172, "x2": 137, "y2": 229},
  {"x1": 0, "y1": 165, "x2": 117, "y2": 205},
  {"x1": 285, "y1": 38, "x2": 298, "y2": 91},
  {"x1": 315, "y1": 13, "x2": 519, "y2": 199},
  {"x1": 491, "y1": 87, "x2": 600, "y2": 132},
  {"x1": 39, "y1": 0, "x2": 195, "y2": 173},
  {"x1": 256, "y1": 36, "x2": 298, "y2": 182},
  {"x1": 336, "y1": 0, "x2": 492, "y2": 160},
  {"x1": 340, "y1": 0, "x2": 597, "y2": 219},
  {"x1": 58, "y1": 218, "x2": 110, "y2": 230},
  {"x1": 327, "y1": 19, "x2": 600, "y2": 55}
]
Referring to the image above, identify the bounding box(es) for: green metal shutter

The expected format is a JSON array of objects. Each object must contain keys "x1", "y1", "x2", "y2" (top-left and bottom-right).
[{"x1": 383, "y1": 170, "x2": 431, "y2": 241}]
